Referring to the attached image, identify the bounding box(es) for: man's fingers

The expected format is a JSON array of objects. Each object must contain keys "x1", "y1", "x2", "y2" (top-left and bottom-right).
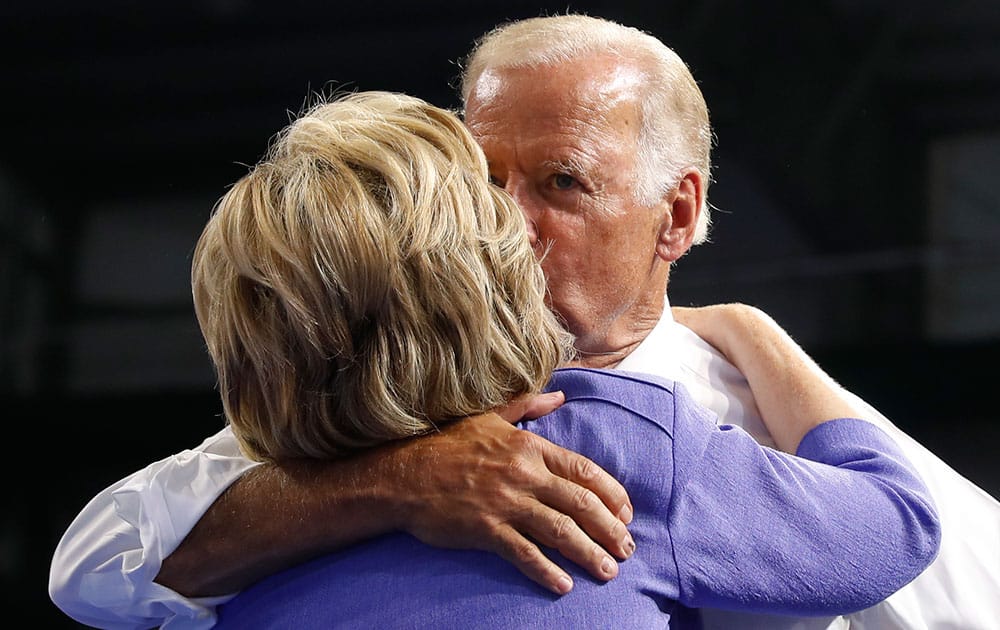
[
  {"x1": 530, "y1": 474, "x2": 635, "y2": 562},
  {"x1": 541, "y1": 439, "x2": 633, "y2": 526},
  {"x1": 510, "y1": 497, "x2": 626, "y2": 586},
  {"x1": 488, "y1": 524, "x2": 577, "y2": 595},
  {"x1": 501, "y1": 428, "x2": 634, "y2": 564},
  {"x1": 532, "y1": 442, "x2": 635, "y2": 564}
]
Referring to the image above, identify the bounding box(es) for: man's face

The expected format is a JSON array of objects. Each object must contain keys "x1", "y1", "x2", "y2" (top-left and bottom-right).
[{"x1": 464, "y1": 56, "x2": 671, "y2": 358}]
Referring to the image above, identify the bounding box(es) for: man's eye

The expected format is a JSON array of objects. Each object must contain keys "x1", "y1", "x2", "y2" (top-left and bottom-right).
[{"x1": 553, "y1": 174, "x2": 577, "y2": 190}]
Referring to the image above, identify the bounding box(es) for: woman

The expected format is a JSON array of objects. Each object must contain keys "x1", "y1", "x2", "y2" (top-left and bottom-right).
[{"x1": 192, "y1": 91, "x2": 938, "y2": 628}]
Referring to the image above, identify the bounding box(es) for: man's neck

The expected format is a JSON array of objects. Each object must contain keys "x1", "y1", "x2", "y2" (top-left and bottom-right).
[
  {"x1": 563, "y1": 301, "x2": 665, "y2": 369},
  {"x1": 564, "y1": 346, "x2": 636, "y2": 370}
]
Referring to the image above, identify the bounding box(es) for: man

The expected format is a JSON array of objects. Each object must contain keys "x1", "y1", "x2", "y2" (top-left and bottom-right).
[
  {"x1": 458, "y1": 16, "x2": 999, "y2": 630},
  {"x1": 49, "y1": 14, "x2": 999, "y2": 630}
]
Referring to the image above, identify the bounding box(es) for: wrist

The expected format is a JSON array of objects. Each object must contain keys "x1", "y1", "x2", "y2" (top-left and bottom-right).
[{"x1": 347, "y1": 440, "x2": 419, "y2": 535}]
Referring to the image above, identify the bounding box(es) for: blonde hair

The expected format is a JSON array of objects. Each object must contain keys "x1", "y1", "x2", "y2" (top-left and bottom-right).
[
  {"x1": 460, "y1": 14, "x2": 713, "y2": 244},
  {"x1": 192, "y1": 91, "x2": 573, "y2": 462}
]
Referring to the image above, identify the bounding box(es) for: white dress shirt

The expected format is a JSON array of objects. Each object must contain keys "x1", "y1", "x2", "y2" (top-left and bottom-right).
[
  {"x1": 49, "y1": 300, "x2": 1000, "y2": 629},
  {"x1": 49, "y1": 429, "x2": 256, "y2": 629}
]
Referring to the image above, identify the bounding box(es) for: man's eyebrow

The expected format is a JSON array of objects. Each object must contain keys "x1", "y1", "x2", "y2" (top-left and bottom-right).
[{"x1": 541, "y1": 156, "x2": 590, "y2": 177}]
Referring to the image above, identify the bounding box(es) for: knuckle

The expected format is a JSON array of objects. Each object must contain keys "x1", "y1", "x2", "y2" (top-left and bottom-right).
[
  {"x1": 482, "y1": 519, "x2": 508, "y2": 544},
  {"x1": 570, "y1": 456, "x2": 601, "y2": 483},
  {"x1": 504, "y1": 448, "x2": 544, "y2": 485},
  {"x1": 606, "y1": 517, "x2": 627, "y2": 542},
  {"x1": 572, "y1": 486, "x2": 599, "y2": 513},
  {"x1": 507, "y1": 428, "x2": 540, "y2": 452},
  {"x1": 511, "y1": 537, "x2": 542, "y2": 565},
  {"x1": 505, "y1": 454, "x2": 535, "y2": 482},
  {"x1": 472, "y1": 520, "x2": 510, "y2": 554},
  {"x1": 550, "y1": 512, "x2": 575, "y2": 542}
]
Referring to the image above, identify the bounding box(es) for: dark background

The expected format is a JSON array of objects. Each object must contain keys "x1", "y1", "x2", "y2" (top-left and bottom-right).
[{"x1": 3, "y1": 1, "x2": 998, "y2": 626}]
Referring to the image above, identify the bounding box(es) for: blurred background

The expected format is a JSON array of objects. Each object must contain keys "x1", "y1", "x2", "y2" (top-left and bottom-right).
[{"x1": 4, "y1": 0, "x2": 998, "y2": 626}]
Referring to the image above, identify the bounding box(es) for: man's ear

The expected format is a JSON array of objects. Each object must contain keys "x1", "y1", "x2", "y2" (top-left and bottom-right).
[{"x1": 655, "y1": 169, "x2": 703, "y2": 262}]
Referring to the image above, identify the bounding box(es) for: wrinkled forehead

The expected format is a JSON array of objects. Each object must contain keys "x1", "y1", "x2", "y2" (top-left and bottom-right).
[
  {"x1": 466, "y1": 60, "x2": 644, "y2": 148},
  {"x1": 469, "y1": 54, "x2": 644, "y2": 112}
]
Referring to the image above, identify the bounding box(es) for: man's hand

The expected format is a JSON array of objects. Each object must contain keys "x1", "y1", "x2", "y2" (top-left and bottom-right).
[
  {"x1": 384, "y1": 399, "x2": 635, "y2": 594},
  {"x1": 157, "y1": 394, "x2": 633, "y2": 598}
]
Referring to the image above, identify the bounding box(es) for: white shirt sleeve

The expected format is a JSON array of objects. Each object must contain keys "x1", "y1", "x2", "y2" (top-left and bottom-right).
[{"x1": 48, "y1": 426, "x2": 260, "y2": 630}]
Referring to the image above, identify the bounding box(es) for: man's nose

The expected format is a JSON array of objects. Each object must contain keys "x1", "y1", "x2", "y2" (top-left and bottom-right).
[
  {"x1": 505, "y1": 178, "x2": 540, "y2": 246},
  {"x1": 522, "y1": 212, "x2": 539, "y2": 245}
]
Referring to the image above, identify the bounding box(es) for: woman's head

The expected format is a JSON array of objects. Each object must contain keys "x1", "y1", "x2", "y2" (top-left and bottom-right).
[{"x1": 192, "y1": 91, "x2": 572, "y2": 462}]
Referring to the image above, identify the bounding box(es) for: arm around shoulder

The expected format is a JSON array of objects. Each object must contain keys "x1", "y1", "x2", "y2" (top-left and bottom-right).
[
  {"x1": 669, "y1": 304, "x2": 940, "y2": 614},
  {"x1": 673, "y1": 303, "x2": 867, "y2": 452},
  {"x1": 53, "y1": 404, "x2": 635, "y2": 628}
]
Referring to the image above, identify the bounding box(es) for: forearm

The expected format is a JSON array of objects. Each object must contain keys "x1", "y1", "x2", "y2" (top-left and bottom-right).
[
  {"x1": 156, "y1": 450, "x2": 401, "y2": 597},
  {"x1": 53, "y1": 407, "x2": 631, "y2": 628},
  {"x1": 723, "y1": 309, "x2": 862, "y2": 451},
  {"x1": 157, "y1": 410, "x2": 634, "y2": 598},
  {"x1": 676, "y1": 304, "x2": 864, "y2": 452}
]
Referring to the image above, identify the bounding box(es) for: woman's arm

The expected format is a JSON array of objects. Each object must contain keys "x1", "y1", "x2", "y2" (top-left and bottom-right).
[{"x1": 672, "y1": 303, "x2": 865, "y2": 453}]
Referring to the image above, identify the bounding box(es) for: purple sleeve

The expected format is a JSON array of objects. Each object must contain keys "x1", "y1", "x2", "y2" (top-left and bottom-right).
[{"x1": 668, "y1": 410, "x2": 941, "y2": 616}]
